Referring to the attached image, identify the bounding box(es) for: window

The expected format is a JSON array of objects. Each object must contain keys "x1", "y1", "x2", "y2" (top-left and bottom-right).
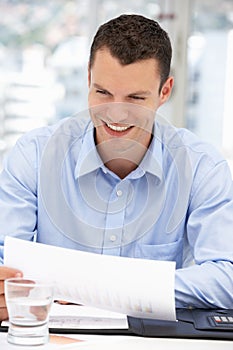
[
  {"x1": 0, "y1": 0, "x2": 232, "y2": 175},
  {"x1": 186, "y1": 0, "x2": 233, "y2": 173}
]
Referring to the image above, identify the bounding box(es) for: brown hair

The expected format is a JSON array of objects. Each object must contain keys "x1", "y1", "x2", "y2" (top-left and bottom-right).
[{"x1": 89, "y1": 14, "x2": 172, "y2": 91}]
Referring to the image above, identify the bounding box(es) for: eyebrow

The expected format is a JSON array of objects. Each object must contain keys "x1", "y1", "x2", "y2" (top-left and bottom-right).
[
  {"x1": 93, "y1": 83, "x2": 111, "y2": 92},
  {"x1": 128, "y1": 90, "x2": 151, "y2": 97},
  {"x1": 93, "y1": 83, "x2": 151, "y2": 96}
]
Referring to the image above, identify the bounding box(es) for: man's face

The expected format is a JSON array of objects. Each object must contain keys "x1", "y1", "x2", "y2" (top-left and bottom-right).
[{"x1": 88, "y1": 48, "x2": 173, "y2": 150}]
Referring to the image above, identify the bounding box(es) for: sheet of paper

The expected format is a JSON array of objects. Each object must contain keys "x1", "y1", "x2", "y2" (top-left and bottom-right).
[
  {"x1": 4, "y1": 237, "x2": 176, "y2": 321},
  {"x1": 49, "y1": 303, "x2": 128, "y2": 329},
  {"x1": 2, "y1": 303, "x2": 128, "y2": 330}
]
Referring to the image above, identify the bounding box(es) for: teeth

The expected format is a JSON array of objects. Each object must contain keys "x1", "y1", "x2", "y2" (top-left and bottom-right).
[{"x1": 107, "y1": 123, "x2": 131, "y2": 132}]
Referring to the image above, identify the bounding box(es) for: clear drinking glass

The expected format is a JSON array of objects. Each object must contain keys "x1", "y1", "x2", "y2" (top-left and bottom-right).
[{"x1": 4, "y1": 278, "x2": 54, "y2": 346}]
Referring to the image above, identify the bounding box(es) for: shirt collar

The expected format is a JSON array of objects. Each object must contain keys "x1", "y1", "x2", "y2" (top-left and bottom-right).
[
  {"x1": 132, "y1": 123, "x2": 163, "y2": 180},
  {"x1": 74, "y1": 122, "x2": 103, "y2": 178},
  {"x1": 75, "y1": 121, "x2": 163, "y2": 180}
]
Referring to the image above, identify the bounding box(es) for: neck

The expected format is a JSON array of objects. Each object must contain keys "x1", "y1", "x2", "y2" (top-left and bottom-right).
[
  {"x1": 105, "y1": 158, "x2": 139, "y2": 179},
  {"x1": 95, "y1": 129, "x2": 153, "y2": 179},
  {"x1": 98, "y1": 138, "x2": 151, "y2": 179}
]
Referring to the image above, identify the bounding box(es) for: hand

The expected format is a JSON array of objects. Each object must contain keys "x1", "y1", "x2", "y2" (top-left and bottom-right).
[
  {"x1": 0, "y1": 266, "x2": 23, "y2": 321},
  {"x1": 54, "y1": 300, "x2": 82, "y2": 305}
]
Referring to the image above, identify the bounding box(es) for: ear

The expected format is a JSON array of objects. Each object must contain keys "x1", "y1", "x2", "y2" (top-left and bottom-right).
[
  {"x1": 159, "y1": 76, "x2": 174, "y2": 105},
  {"x1": 88, "y1": 62, "x2": 91, "y2": 87}
]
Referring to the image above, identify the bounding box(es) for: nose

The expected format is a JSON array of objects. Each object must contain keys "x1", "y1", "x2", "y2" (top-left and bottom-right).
[{"x1": 105, "y1": 102, "x2": 130, "y2": 124}]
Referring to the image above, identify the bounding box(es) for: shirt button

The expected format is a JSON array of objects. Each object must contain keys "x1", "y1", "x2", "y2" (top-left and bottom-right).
[
  {"x1": 116, "y1": 189, "x2": 123, "y2": 197},
  {"x1": 110, "y1": 235, "x2": 117, "y2": 242}
]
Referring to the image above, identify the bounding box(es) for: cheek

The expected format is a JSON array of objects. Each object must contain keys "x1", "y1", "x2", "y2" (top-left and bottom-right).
[
  {"x1": 145, "y1": 98, "x2": 160, "y2": 111},
  {"x1": 88, "y1": 86, "x2": 102, "y2": 103},
  {"x1": 88, "y1": 90, "x2": 95, "y2": 106},
  {"x1": 88, "y1": 92, "x2": 107, "y2": 109},
  {"x1": 89, "y1": 111, "x2": 99, "y2": 128},
  {"x1": 129, "y1": 108, "x2": 155, "y2": 131}
]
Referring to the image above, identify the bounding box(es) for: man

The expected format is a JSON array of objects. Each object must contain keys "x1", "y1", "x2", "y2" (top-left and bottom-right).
[{"x1": 0, "y1": 14, "x2": 233, "y2": 321}]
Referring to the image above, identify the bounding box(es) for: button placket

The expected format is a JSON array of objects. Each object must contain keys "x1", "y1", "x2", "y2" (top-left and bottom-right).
[
  {"x1": 110, "y1": 234, "x2": 117, "y2": 242},
  {"x1": 116, "y1": 189, "x2": 123, "y2": 197},
  {"x1": 102, "y1": 181, "x2": 130, "y2": 253}
]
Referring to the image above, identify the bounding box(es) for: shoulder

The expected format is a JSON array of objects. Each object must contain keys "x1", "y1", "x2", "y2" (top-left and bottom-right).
[
  {"x1": 16, "y1": 115, "x2": 91, "y2": 147},
  {"x1": 156, "y1": 121, "x2": 225, "y2": 167},
  {"x1": 4, "y1": 115, "x2": 92, "y2": 168},
  {"x1": 155, "y1": 120, "x2": 232, "y2": 196}
]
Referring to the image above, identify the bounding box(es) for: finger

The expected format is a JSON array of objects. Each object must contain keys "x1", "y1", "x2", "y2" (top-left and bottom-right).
[
  {"x1": 54, "y1": 300, "x2": 82, "y2": 305},
  {"x1": 0, "y1": 266, "x2": 23, "y2": 281},
  {"x1": 54, "y1": 300, "x2": 70, "y2": 305},
  {"x1": 0, "y1": 281, "x2": 3, "y2": 295},
  {"x1": 0, "y1": 267, "x2": 23, "y2": 294},
  {"x1": 30, "y1": 306, "x2": 49, "y2": 321},
  {"x1": 0, "y1": 294, "x2": 6, "y2": 308},
  {"x1": 0, "y1": 307, "x2": 9, "y2": 321}
]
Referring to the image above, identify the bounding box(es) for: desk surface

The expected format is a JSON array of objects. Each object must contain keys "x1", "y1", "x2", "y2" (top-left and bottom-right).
[
  {"x1": 1, "y1": 304, "x2": 233, "y2": 349},
  {"x1": 1, "y1": 332, "x2": 233, "y2": 350}
]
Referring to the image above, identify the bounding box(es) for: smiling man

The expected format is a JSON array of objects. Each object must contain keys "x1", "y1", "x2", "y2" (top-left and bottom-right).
[
  {"x1": 87, "y1": 17, "x2": 173, "y2": 178},
  {"x1": 88, "y1": 47, "x2": 173, "y2": 178},
  {"x1": 0, "y1": 14, "x2": 233, "y2": 321}
]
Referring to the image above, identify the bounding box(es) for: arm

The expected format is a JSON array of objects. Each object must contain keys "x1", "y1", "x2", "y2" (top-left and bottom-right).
[
  {"x1": 175, "y1": 160, "x2": 233, "y2": 308},
  {"x1": 0, "y1": 136, "x2": 38, "y2": 264}
]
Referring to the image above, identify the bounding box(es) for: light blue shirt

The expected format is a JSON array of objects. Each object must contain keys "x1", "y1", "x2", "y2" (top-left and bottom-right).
[{"x1": 0, "y1": 115, "x2": 233, "y2": 309}]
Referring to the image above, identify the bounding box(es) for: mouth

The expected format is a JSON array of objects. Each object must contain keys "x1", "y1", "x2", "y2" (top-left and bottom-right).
[
  {"x1": 106, "y1": 123, "x2": 132, "y2": 132},
  {"x1": 104, "y1": 122, "x2": 133, "y2": 136}
]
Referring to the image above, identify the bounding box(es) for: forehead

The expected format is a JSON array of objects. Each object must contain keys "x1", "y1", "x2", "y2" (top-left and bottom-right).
[{"x1": 90, "y1": 49, "x2": 161, "y2": 91}]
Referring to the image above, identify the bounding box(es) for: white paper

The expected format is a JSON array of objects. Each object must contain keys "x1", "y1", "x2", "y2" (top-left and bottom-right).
[
  {"x1": 2, "y1": 303, "x2": 128, "y2": 330},
  {"x1": 4, "y1": 237, "x2": 176, "y2": 321},
  {"x1": 49, "y1": 303, "x2": 128, "y2": 329}
]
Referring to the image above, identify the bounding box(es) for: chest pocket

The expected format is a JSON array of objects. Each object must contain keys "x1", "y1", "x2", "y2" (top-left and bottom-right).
[{"x1": 134, "y1": 237, "x2": 183, "y2": 268}]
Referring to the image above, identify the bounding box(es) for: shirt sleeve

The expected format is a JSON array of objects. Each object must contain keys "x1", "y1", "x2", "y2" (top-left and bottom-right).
[
  {"x1": 175, "y1": 160, "x2": 233, "y2": 308},
  {"x1": 0, "y1": 136, "x2": 38, "y2": 264}
]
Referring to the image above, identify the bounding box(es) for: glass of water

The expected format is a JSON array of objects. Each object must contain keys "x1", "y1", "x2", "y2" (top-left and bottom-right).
[{"x1": 4, "y1": 278, "x2": 54, "y2": 346}]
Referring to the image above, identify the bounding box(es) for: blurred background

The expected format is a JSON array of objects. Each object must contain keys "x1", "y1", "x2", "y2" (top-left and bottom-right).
[{"x1": 0, "y1": 0, "x2": 233, "y2": 174}]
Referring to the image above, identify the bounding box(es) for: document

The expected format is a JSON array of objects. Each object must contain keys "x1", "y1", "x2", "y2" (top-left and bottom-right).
[
  {"x1": 4, "y1": 237, "x2": 176, "y2": 321},
  {"x1": 49, "y1": 303, "x2": 128, "y2": 329},
  {"x1": 2, "y1": 303, "x2": 128, "y2": 330}
]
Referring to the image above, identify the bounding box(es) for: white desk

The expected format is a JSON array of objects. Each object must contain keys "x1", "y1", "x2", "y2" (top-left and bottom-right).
[
  {"x1": 0, "y1": 332, "x2": 233, "y2": 350},
  {"x1": 1, "y1": 304, "x2": 232, "y2": 349}
]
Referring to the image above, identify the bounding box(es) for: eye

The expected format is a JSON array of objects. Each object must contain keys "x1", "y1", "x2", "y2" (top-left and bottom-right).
[
  {"x1": 129, "y1": 95, "x2": 146, "y2": 101},
  {"x1": 96, "y1": 89, "x2": 108, "y2": 95}
]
